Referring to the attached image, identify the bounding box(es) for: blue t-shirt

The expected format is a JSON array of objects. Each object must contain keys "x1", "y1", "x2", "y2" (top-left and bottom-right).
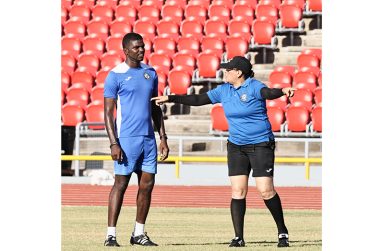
[
  {"x1": 104, "y1": 62, "x2": 158, "y2": 137},
  {"x1": 207, "y1": 78, "x2": 274, "y2": 145}
]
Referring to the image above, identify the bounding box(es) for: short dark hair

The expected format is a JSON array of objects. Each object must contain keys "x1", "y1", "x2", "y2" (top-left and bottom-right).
[{"x1": 122, "y1": 32, "x2": 143, "y2": 49}]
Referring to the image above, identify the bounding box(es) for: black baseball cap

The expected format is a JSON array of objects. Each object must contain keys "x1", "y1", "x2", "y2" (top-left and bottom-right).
[{"x1": 219, "y1": 56, "x2": 253, "y2": 76}]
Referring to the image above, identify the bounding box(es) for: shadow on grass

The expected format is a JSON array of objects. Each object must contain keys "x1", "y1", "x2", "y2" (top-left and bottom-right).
[{"x1": 166, "y1": 239, "x2": 322, "y2": 247}]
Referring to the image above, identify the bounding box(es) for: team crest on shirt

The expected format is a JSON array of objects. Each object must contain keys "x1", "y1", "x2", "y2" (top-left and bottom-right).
[
  {"x1": 240, "y1": 94, "x2": 247, "y2": 102},
  {"x1": 144, "y1": 72, "x2": 150, "y2": 79}
]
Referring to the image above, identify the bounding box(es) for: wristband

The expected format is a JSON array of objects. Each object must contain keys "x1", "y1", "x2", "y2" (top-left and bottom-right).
[
  {"x1": 110, "y1": 142, "x2": 118, "y2": 148},
  {"x1": 160, "y1": 135, "x2": 168, "y2": 140}
]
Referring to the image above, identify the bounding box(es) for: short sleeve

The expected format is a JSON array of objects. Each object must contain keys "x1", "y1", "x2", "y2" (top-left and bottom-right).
[
  {"x1": 252, "y1": 80, "x2": 267, "y2": 100},
  {"x1": 207, "y1": 84, "x2": 223, "y2": 104},
  {"x1": 104, "y1": 72, "x2": 118, "y2": 99}
]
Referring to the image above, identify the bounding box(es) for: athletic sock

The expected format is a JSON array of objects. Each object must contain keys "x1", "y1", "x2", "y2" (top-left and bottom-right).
[
  {"x1": 133, "y1": 222, "x2": 145, "y2": 236},
  {"x1": 264, "y1": 193, "x2": 288, "y2": 234},
  {"x1": 230, "y1": 198, "x2": 246, "y2": 239},
  {"x1": 106, "y1": 227, "x2": 116, "y2": 238}
]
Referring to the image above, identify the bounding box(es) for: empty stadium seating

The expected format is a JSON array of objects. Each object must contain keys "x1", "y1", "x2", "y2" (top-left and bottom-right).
[
  {"x1": 210, "y1": 104, "x2": 229, "y2": 132},
  {"x1": 267, "y1": 106, "x2": 285, "y2": 132},
  {"x1": 156, "y1": 20, "x2": 180, "y2": 40},
  {"x1": 167, "y1": 69, "x2": 193, "y2": 95},
  {"x1": 266, "y1": 95, "x2": 288, "y2": 112},
  {"x1": 77, "y1": 53, "x2": 100, "y2": 76},
  {"x1": 66, "y1": 87, "x2": 90, "y2": 110},
  {"x1": 172, "y1": 52, "x2": 196, "y2": 75},
  {"x1": 293, "y1": 71, "x2": 317, "y2": 92},
  {"x1": 310, "y1": 105, "x2": 322, "y2": 133},
  {"x1": 86, "y1": 20, "x2": 109, "y2": 40},
  {"x1": 161, "y1": 4, "x2": 184, "y2": 24},
  {"x1": 223, "y1": 37, "x2": 249, "y2": 61},
  {"x1": 62, "y1": 36, "x2": 82, "y2": 57},
  {"x1": 268, "y1": 71, "x2": 292, "y2": 88},
  {"x1": 114, "y1": 5, "x2": 137, "y2": 24},
  {"x1": 85, "y1": 103, "x2": 105, "y2": 129},
  {"x1": 82, "y1": 36, "x2": 105, "y2": 57},
  {"x1": 289, "y1": 88, "x2": 313, "y2": 111},
  {"x1": 62, "y1": 104, "x2": 85, "y2": 126},
  {"x1": 285, "y1": 106, "x2": 310, "y2": 133},
  {"x1": 194, "y1": 52, "x2": 221, "y2": 82}
]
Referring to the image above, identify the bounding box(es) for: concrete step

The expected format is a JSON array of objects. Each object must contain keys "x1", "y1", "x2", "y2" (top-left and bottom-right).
[{"x1": 164, "y1": 119, "x2": 211, "y2": 134}]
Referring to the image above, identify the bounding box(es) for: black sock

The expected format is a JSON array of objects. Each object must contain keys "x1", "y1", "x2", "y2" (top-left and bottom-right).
[
  {"x1": 264, "y1": 193, "x2": 288, "y2": 234},
  {"x1": 230, "y1": 198, "x2": 246, "y2": 239}
]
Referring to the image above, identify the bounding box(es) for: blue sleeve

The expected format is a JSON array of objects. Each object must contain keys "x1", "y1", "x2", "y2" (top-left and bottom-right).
[
  {"x1": 253, "y1": 80, "x2": 267, "y2": 100},
  {"x1": 206, "y1": 85, "x2": 223, "y2": 104},
  {"x1": 104, "y1": 72, "x2": 118, "y2": 99}
]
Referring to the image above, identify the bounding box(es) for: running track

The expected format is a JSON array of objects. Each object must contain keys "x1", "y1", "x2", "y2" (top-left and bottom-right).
[{"x1": 62, "y1": 185, "x2": 321, "y2": 209}]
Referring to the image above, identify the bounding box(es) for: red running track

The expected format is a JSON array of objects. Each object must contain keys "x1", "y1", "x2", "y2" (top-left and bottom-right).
[{"x1": 62, "y1": 185, "x2": 321, "y2": 210}]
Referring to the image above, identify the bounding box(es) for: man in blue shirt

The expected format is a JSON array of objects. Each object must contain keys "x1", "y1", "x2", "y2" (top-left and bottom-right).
[
  {"x1": 103, "y1": 32, "x2": 169, "y2": 247},
  {"x1": 152, "y1": 56, "x2": 295, "y2": 248}
]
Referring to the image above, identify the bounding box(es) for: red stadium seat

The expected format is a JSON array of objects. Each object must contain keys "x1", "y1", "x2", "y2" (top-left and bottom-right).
[
  {"x1": 293, "y1": 71, "x2": 317, "y2": 91},
  {"x1": 274, "y1": 65, "x2": 296, "y2": 77},
  {"x1": 172, "y1": 53, "x2": 196, "y2": 75},
  {"x1": 289, "y1": 88, "x2": 313, "y2": 111},
  {"x1": 72, "y1": 0, "x2": 96, "y2": 8},
  {"x1": 109, "y1": 20, "x2": 132, "y2": 37},
  {"x1": 299, "y1": 66, "x2": 321, "y2": 77},
  {"x1": 161, "y1": 5, "x2": 184, "y2": 24},
  {"x1": 301, "y1": 48, "x2": 322, "y2": 64},
  {"x1": 85, "y1": 103, "x2": 105, "y2": 129},
  {"x1": 86, "y1": 20, "x2": 109, "y2": 40},
  {"x1": 62, "y1": 54, "x2": 77, "y2": 73},
  {"x1": 63, "y1": 20, "x2": 86, "y2": 39},
  {"x1": 152, "y1": 37, "x2": 177, "y2": 54},
  {"x1": 231, "y1": 4, "x2": 255, "y2": 25},
  {"x1": 69, "y1": 5, "x2": 91, "y2": 24},
  {"x1": 62, "y1": 71, "x2": 71, "y2": 93},
  {"x1": 180, "y1": 18, "x2": 204, "y2": 41},
  {"x1": 236, "y1": 0, "x2": 258, "y2": 6},
  {"x1": 168, "y1": 69, "x2": 192, "y2": 95},
  {"x1": 266, "y1": 95, "x2": 288, "y2": 111},
  {"x1": 318, "y1": 72, "x2": 322, "y2": 87},
  {"x1": 297, "y1": 54, "x2": 320, "y2": 69},
  {"x1": 267, "y1": 107, "x2": 285, "y2": 132},
  {"x1": 208, "y1": 4, "x2": 231, "y2": 24},
  {"x1": 105, "y1": 35, "x2": 123, "y2": 54},
  {"x1": 268, "y1": 71, "x2": 292, "y2": 88},
  {"x1": 313, "y1": 87, "x2": 322, "y2": 105},
  {"x1": 91, "y1": 5, "x2": 114, "y2": 24},
  {"x1": 210, "y1": 104, "x2": 229, "y2": 132},
  {"x1": 165, "y1": 0, "x2": 187, "y2": 8},
  {"x1": 62, "y1": 6, "x2": 68, "y2": 25},
  {"x1": 138, "y1": 5, "x2": 160, "y2": 22},
  {"x1": 258, "y1": 0, "x2": 281, "y2": 8},
  {"x1": 141, "y1": 0, "x2": 164, "y2": 8},
  {"x1": 77, "y1": 53, "x2": 100, "y2": 76},
  {"x1": 61, "y1": 36, "x2": 82, "y2": 57},
  {"x1": 100, "y1": 53, "x2": 123, "y2": 71},
  {"x1": 250, "y1": 20, "x2": 277, "y2": 63},
  {"x1": 201, "y1": 36, "x2": 224, "y2": 58},
  {"x1": 204, "y1": 19, "x2": 228, "y2": 41},
  {"x1": 186, "y1": 0, "x2": 210, "y2": 9},
  {"x1": 90, "y1": 85, "x2": 104, "y2": 104},
  {"x1": 224, "y1": 37, "x2": 249, "y2": 61},
  {"x1": 184, "y1": 5, "x2": 207, "y2": 23},
  {"x1": 66, "y1": 87, "x2": 90, "y2": 109},
  {"x1": 278, "y1": 5, "x2": 304, "y2": 29},
  {"x1": 114, "y1": 5, "x2": 137, "y2": 25},
  {"x1": 148, "y1": 53, "x2": 172, "y2": 74},
  {"x1": 95, "y1": 69, "x2": 110, "y2": 86},
  {"x1": 70, "y1": 71, "x2": 94, "y2": 93},
  {"x1": 256, "y1": 4, "x2": 278, "y2": 20},
  {"x1": 310, "y1": 105, "x2": 322, "y2": 132},
  {"x1": 118, "y1": 0, "x2": 141, "y2": 9},
  {"x1": 82, "y1": 36, "x2": 105, "y2": 57},
  {"x1": 133, "y1": 20, "x2": 156, "y2": 41},
  {"x1": 177, "y1": 37, "x2": 200, "y2": 56},
  {"x1": 285, "y1": 106, "x2": 310, "y2": 132},
  {"x1": 62, "y1": 104, "x2": 85, "y2": 126},
  {"x1": 306, "y1": 0, "x2": 322, "y2": 12},
  {"x1": 62, "y1": 0, "x2": 73, "y2": 8},
  {"x1": 282, "y1": 0, "x2": 305, "y2": 10},
  {"x1": 228, "y1": 19, "x2": 251, "y2": 42},
  {"x1": 156, "y1": 20, "x2": 180, "y2": 40},
  {"x1": 143, "y1": 37, "x2": 152, "y2": 60},
  {"x1": 212, "y1": 0, "x2": 234, "y2": 9},
  {"x1": 97, "y1": 0, "x2": 118, "y2": 10},
  {"x1": 156, "y1": 70, "x2": 167, "y2": 96},
  {"x1": 195, "y1": 52, "x2": 221, "y2": 80}
]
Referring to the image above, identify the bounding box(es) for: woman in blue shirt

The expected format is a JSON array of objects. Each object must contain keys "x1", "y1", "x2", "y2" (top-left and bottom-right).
[{"x1": 152, "y1": 56, "x2": 295, "y2": 248}]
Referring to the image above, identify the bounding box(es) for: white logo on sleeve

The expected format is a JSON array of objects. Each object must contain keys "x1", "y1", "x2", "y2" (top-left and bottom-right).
[{"x1": 266, "y1": 168, "x2": 273, "y2": 172}]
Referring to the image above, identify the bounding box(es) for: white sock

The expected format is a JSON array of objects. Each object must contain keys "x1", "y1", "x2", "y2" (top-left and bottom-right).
[
  {"x1": 133, "y1": 222, "x2": 145, "y2": 236},
  {"x1": 107, "y1": 227, "x2": 116, "y2": 238}
]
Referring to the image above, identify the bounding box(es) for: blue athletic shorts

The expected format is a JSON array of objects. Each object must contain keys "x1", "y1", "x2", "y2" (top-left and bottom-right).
[{"x1": 114, "y1": 135, "x2": 157, "y2": 175}]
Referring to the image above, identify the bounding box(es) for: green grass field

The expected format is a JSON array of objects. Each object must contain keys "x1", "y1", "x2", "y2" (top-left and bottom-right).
[{"x1": 62, "y1": 206, "x2": 321, "y2": 251}]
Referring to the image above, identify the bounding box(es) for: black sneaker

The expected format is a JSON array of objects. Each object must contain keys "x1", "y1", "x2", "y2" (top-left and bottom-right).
[
  {"x1": 104, "y1": 235, "x2": 120, "y2": 247},
  {"x1": 278, "y1": 233, "x2": 289, "y2": 247},
  {"x1": 229, "y1": 237, "x2": 245, "y2": 247},
  {"x1": 130, "y1": 232, "x2": 158, "y2": 246}
]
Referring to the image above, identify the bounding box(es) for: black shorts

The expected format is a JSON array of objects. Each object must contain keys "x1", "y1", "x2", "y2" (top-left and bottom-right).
[{"x1": 227, "y1": 140, "x2": 275, "y2": 177}]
